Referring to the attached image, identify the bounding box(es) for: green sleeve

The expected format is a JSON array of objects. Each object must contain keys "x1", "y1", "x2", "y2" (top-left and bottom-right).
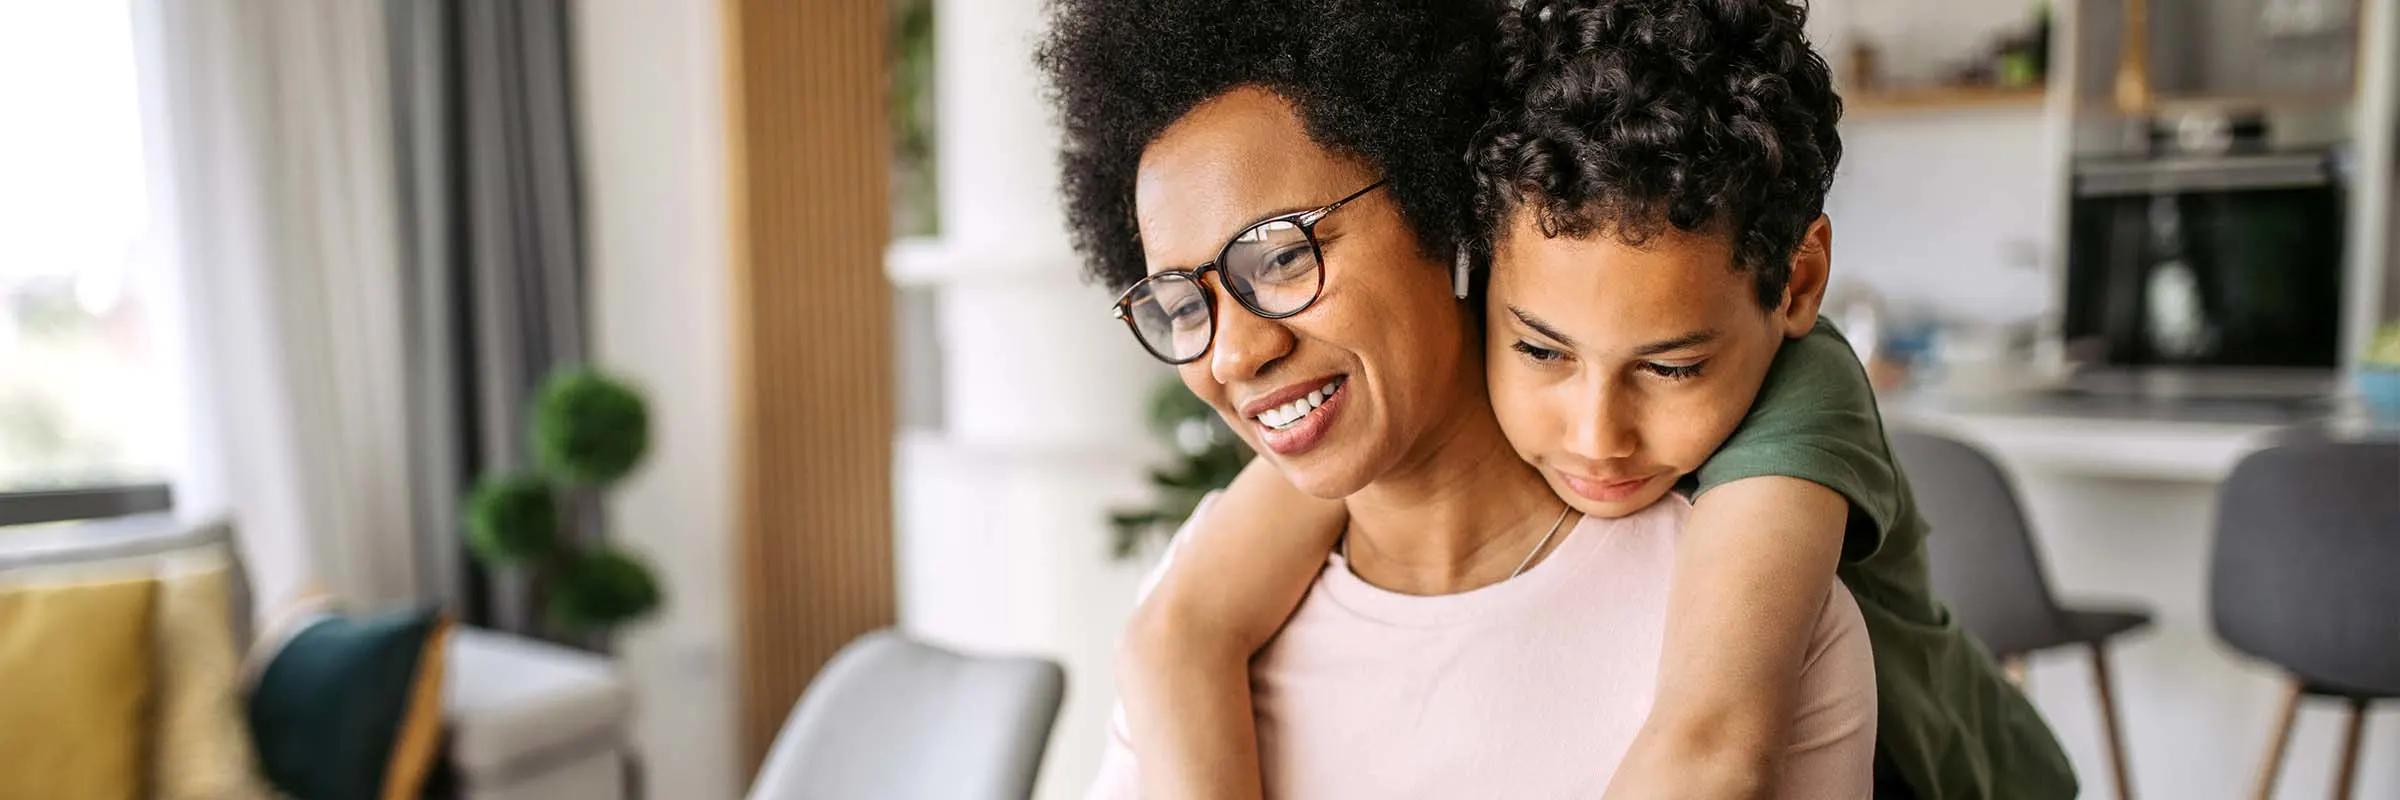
[{"x1": 1691, "y1": 321, "x2": 1900, "y2": 564}]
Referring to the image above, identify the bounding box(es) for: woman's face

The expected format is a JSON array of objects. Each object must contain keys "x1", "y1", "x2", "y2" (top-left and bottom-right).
[
  {"x1": 1135, "y1": 87, "x2": 1479, "y2": 499},
  {"x1": 1483, "y1": 210, "x2": 1826, "y2": 518}
]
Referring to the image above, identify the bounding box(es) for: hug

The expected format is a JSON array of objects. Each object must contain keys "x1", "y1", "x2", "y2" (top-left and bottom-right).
[{"x1": 1041, "y1": 0, "x2": 2077, "y2": 797}]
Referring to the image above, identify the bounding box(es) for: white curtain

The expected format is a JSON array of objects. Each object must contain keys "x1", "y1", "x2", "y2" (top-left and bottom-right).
[{"x1": 132, "y1": 0, "x2": 421, "y2": 616}]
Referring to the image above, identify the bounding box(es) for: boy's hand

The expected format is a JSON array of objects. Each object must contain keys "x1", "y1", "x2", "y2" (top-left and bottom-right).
[
  {"x1": 1602, "y1": 475, "x2": 1849, "y2": 799},
  {"x1": 1121, "y1": 458, "x2": 1347, "y2": 800}
]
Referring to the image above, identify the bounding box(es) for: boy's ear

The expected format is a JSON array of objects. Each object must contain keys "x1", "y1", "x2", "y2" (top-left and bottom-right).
[{"x1": 1776, "y1": 214, "x2": 1833, "y2": 339}]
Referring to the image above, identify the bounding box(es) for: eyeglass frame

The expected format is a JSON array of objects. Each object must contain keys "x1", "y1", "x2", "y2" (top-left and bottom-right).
[{"x1": 1108, "y1": 179, "x2": 1386, "y2": 365}]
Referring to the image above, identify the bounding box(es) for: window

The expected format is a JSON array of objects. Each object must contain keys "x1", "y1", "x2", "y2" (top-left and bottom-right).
[{"x1": 0, "y1": 2, "x2": 177, "y2": 525}]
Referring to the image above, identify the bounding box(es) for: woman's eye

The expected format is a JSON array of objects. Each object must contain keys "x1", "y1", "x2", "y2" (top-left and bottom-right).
[
  {"x1": 1511, "y1": 341, "x2": 1565, "y2": 363},
  {"x1": 1643, "y1": 360, "x2": 1706, "y2": 380},
  {"x1": 1251, "y1": 246, "x2": 1315, "y2": 282}
]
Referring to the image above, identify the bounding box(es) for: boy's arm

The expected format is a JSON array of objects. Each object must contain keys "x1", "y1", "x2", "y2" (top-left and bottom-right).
[
  {"x1": 1120, "y1": 457, "x2": 1347, "y2": 800},
  {"x1": 1602, "y1": 475, "x2": 1850, "y2": 800}
]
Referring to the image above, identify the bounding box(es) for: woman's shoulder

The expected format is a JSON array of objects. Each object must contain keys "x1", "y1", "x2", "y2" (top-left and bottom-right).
[
  {"x1": 1629, "y1": 491, "x2": 1695, "y2": 526},
  {"x1": 1551, "y1": 494, "x2": 1692, "y2": 579},
  {"x1": 1774, "y1": 577, "x2": 1881, "y2": 798},
  {"x1": 1606, "y1": 492, "x2": 1693, "y2": 546},
  {"x1": 1795, "y1": 579, "x2": 1878, "y2": 729},
  {"x1": 1808, "y1": 579, "x2": 1872, "y2": 667}
]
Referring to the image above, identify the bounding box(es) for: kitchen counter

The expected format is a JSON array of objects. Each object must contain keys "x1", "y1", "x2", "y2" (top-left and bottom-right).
[{"x1": 1885, "y1": 389, "x2": 2392, "y2": 481}]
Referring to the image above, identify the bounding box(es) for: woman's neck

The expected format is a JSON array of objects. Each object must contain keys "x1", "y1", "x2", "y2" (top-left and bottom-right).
[{"x1": 1341, "y1": 383, "x2": 1565, "y2": 596}]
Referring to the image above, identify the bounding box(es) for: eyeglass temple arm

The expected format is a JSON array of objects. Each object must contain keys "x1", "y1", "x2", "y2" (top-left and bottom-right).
[{"x1": 1302, "y1": 179, "x2": 1386, "y2": 225}]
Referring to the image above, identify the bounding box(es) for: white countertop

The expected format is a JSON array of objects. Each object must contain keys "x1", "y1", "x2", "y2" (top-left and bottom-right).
[{"x1": 1881, "y1": 392, "x2": 2394, "y2": 483}]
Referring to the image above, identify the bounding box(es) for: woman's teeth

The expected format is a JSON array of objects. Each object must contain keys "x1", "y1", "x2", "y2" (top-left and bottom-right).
[{"x1": 1258, "y1": 377, "x2": 1345, "y2": 431}]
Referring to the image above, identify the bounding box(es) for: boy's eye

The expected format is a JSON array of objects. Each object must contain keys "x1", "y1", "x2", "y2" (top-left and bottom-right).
[
  {"x1": 1511, "y1": 341, "x2": 1565, "y2": 363},
  {"x1": 1642, "y1": 360, "x2": 1706, "y2": 380}
]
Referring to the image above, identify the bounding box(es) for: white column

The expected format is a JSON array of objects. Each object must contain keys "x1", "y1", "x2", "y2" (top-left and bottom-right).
[
  {"x1": 894, "y1": 0, "x2": 1169, "y2": 797},
  {"x1": 576, "y1": 1, "x2": 742, "y2": 797},
  {"x1": 2344, "y1": 0, "x2": 2397, "y2": 365}
]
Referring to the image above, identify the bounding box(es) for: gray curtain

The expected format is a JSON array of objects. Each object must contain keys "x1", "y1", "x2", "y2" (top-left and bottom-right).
[{"x1": 388, "y1": 0, "x2": 595, "y2": 643}]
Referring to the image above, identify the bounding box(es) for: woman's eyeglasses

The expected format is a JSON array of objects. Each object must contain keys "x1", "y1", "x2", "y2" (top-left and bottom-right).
[{"x1": 1110, "y1": 180, "x2": 1384, "y2": 365}]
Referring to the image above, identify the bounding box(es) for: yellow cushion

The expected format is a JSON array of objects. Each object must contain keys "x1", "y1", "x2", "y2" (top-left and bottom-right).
[
  {"x1": 0, "y1": 574, "x2": 158, "y2": 800},
  {"x1": 151, "y1": 556, "x2": 273, "y2": 800}
]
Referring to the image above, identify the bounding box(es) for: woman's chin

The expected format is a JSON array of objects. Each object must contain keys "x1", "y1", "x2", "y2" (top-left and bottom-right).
[{"x1": 1265, "y1": 454, "x2": 1374, "y2": 501}]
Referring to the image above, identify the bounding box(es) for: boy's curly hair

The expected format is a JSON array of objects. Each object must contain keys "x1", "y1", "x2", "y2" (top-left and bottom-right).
[
  {"x1": 1038, "y1": 0, "x2": 1501, "y2": 292},
  {"x1": 1472, "y1": 0, "x2": 1843, "y2": 308}
]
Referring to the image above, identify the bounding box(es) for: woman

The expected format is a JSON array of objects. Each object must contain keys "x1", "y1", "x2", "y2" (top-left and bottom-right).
[
  {"x1": 1043, "y1": 2, "x2": 1876, "y2": 795},
  {"x1": 1045, "y1": 1, "x2": 2077, "y2": 798}
]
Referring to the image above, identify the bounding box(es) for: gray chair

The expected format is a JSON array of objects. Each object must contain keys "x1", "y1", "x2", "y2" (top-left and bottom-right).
[
  {"x1": 747, "y1": 628, "x2": 1067, "y2": 800},
  {"x1": 1891, "y1": 429, "x2": 2152, "y2": 800},
  {"x1": 2209, "y1": 441, "x2": 2400, "y2": 800}
]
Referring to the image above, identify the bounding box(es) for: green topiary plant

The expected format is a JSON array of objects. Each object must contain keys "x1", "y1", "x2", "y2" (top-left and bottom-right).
[
  {"x1": 460, "y1": 365, "x2": 665, "y2": 635},
  {"x1": 533, "y1": 370, "x2": 650, "y2": 484},
  {"x1": 547, "y1": 547, "x2": 665, "y2": 632},
  {"x1": 463, "y1": 474, "x2": 560, "y2": 565}
]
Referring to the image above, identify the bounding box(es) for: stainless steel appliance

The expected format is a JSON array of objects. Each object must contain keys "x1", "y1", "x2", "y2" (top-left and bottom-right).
[{"x1": 2063, "y1": 149, "x2": 2346, "y2": 392}]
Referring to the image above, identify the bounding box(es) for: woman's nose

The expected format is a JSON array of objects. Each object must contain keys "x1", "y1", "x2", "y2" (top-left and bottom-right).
[{"x1": 1208, "y1": 282, "x2": 1295, "y2": 385}]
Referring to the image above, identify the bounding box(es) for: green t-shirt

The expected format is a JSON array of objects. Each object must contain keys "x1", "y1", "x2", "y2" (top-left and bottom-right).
[{"x1": 1692, "y1": 322, "x2": 2078, "y2": 800}]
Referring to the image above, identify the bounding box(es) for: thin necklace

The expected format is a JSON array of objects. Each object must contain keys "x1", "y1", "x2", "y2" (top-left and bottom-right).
[{"x1": 1344, "y1": 503, "x2": 1577, "y2": 582}]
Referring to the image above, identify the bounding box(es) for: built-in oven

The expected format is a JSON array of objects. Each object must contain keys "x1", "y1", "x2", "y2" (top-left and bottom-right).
[{"x1": 2063, "y1": 149, "x2": 2346, "y2": 390}]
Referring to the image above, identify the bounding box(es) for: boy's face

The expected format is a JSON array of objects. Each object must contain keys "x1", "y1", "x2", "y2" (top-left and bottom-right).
[{"x1": 1484, "y1": 209, "x2": 1831, "y2": 518}]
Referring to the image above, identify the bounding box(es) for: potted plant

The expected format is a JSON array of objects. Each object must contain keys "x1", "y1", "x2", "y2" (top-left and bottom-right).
[
  {"x1": 1107, "y1": 376, "x2": 1252, "y2": 559},
  {"x1": 463, "y1": 367, "x2": 665, "y2": 635},
  {"x1": 2361, "y1": 321, "x2": 2400, "y2": 422}
]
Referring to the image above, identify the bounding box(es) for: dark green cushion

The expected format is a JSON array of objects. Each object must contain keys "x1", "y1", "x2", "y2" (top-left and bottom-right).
[{"x1": 248, "y1": 606, "x2": 449, "y2": 800}]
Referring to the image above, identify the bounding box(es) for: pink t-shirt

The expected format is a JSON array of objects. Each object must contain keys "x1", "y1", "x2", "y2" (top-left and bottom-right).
[{"x1": 1090, "y1": 494, "x2": 1877, "y2": 799}]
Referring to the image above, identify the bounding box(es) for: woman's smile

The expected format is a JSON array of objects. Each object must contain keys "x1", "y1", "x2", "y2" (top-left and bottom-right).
[{"x1": 1242, "y1": 375, "x2": 1349, "y2": 456}]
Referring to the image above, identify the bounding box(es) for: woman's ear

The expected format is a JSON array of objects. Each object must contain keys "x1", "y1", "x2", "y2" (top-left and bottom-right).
[{"x1": 1776, "y1": 215, "x2": 1833, "y2": 339}]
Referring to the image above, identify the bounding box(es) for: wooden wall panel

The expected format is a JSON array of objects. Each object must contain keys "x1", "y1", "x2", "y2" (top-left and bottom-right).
[{"x1": 721, "y1": 0, "x2": 895, "y2": 771}]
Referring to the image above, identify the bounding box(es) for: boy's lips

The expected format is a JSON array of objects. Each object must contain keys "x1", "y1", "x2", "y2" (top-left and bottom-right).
[{"x1": 1556, "y1": 471, "x2": 1658, "y2": 503}]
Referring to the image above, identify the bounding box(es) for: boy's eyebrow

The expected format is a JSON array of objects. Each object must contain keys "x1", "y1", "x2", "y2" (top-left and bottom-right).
[
  {"x1": 1509, "y1": 306, "x2": 1721, "y2": 356},
  {"x1": 1632, "y1": 329, "x2": 1720, "y2": 357},
  {"x1": 1508, "y1": 306, "x2": 1577, "y2": 348}
]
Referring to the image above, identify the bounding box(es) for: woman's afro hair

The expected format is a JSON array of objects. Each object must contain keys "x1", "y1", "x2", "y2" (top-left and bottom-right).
[{"x1": 1039, "y1": 0, "x2": 1504, "y2": 291}]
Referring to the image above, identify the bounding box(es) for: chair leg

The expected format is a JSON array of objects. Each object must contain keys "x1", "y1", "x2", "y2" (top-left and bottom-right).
[
  {"x1": 2251, "y1": 678, "x2": 2303, "y2": 800},
  {"x1": 2334, "y1": 697, "x2": 2369, "y2": 800},
  {"x1": 2087, "y1": 642, "x2": 2134, "y2": 800}
]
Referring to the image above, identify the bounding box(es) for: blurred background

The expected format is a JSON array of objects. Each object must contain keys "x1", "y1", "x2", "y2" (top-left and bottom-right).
[{"x1": 0, "y1": 0, "x2": 2394, "y2": 799}]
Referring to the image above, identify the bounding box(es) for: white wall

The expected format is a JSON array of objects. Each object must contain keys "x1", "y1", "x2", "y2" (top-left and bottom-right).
[
  {"x1": 1803, "y1": 0, "x2": 2066, "y2": 326},
  {"x1": 1824, "y1": 109, "x2": 2058, "y2": 324},
  {"x1": 572, "y1": 3, "x2": 741, "y2": 798},
  {"x1": 891, "y1": 0, "x2": 1170, "y2": 797}
]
